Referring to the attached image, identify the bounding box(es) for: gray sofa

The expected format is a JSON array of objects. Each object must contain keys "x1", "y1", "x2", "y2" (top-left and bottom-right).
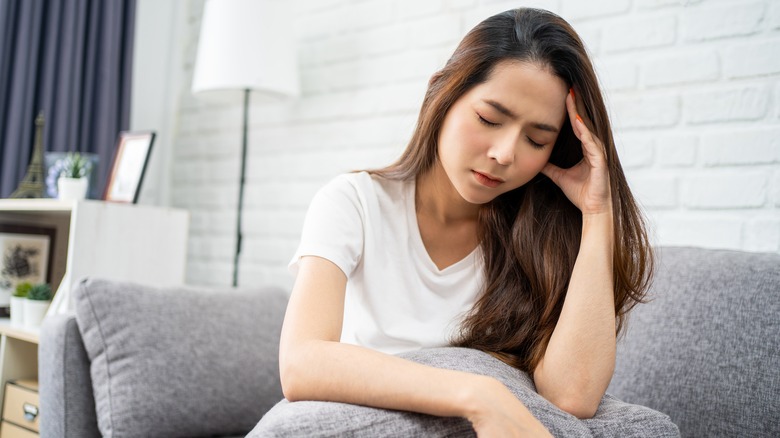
[{"x1": 38, "y1": 247, "x2": 779, "y2": 437}]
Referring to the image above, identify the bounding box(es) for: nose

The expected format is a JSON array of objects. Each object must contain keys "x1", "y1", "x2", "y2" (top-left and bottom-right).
[{"x1": 487, "y1": 136, "x2": 515, "y2": 166}]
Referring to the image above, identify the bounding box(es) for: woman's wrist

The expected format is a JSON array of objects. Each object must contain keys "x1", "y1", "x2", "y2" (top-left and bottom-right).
[
  {"x1": 582, "y1": 200, "x2": 614, "y2": 225},
  {"x1": 580, "y1": 197, "x2": 613, "y2": 217},
  {"x1": 459, "y1": 374, "x2": 552, "y2": 435},
  {"x1": 581, "y1": 209, "x2": 615, "y2": 249},
  {"x1": 582, "y1": 210, "x2": 613, "y2": 223},
  {"x1": 458, "y1": 374, "x2": 495, "y2": 420},
  {"x1": 458, "y1": 374, "x2": 528, "y2": 419}
]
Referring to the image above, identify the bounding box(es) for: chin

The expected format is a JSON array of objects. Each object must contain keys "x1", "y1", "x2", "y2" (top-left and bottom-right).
[{"x1": 457, "y1": 186, "x2": 501, "y2": 205}]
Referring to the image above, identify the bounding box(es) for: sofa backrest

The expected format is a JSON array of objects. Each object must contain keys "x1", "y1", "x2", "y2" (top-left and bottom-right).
[
  {"x1": 40, "y1": 278, "x2": 289, "y2": 438},
  {"x1": 609, "y1": 246, "x2": 780, "y2": 438}
]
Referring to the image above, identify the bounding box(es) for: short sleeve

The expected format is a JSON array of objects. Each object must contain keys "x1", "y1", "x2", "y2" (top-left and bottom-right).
[{"x1": 288, "y1": 174, "x2": 365, "y2": 278}]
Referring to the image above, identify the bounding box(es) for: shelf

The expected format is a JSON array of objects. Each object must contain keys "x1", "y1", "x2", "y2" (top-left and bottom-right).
[
  {"x1": 0, "y1": 200, "x2": 189, "y2": 420},
  {"x1": 0, "y1": 319, "x2": 39, "y2": 345},
  {"x1": 0, "y1": 199, "x2": 78, "y2": 213}
]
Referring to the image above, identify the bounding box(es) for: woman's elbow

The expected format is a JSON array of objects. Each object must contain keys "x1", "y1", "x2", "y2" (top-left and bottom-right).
[
  {"x1": 537, "y1": 378, "x2": 602, "y2": 419},
  {"x1": 279, "y1": 337, "x2": 336, "y2": 401},
  {"x1": 280, "y1": 380, "x2": 304, "y2": 402},
  {"x1": 279, "y1": 348, "x2": 307, "y2": 402},
  {"x1": 550, "y1": 395, "x2": 600, "y2": 419},
  {"x1": 534, "y1": 364, "x2": 612, "y2": 419}
]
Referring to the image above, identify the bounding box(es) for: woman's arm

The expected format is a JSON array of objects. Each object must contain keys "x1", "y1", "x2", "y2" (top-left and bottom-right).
[
  {"x1": 532, "y1": 212, "x2": 615, "y2": 418},
  {"x1": 537, "y1": 89, "x2": 616, "y2": 418},
  {"x1": 280, "y1": 255, "x2": 552, "y2": 436}
]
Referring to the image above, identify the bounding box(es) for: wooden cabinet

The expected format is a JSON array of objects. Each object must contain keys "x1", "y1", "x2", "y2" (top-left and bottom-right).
[
  {"x1": 0, "y1": 199, "x2": 189, "y2": 415},
  {"x1": 0, "y1": 327, "x2": 36, "y2": 429},
  {"x1": 1, "y1": 379, "x2": 39, "y2": 436}
]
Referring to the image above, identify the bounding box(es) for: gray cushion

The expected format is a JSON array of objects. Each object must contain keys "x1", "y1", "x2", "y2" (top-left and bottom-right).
[
  {"x1": 250, "y1": 347, "x2": 679, "y2": 437},
  {"x1": 609, "y1": 247, "x2": 780, "y2": 437},
  {"x1": 73, "y1": 277, "x2": 288, "y2": 438}
]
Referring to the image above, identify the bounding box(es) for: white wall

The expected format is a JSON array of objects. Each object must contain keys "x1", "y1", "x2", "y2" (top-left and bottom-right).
[
  {"x1": 168, "y1": 0, "x2": 780, "y2": 289},
  {"x1": 130, "y1": 0, "x2": 187, "y2": 207}
]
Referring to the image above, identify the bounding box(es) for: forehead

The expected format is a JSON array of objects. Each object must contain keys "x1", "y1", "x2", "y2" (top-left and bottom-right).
[{"x1": 466, "y1": 61, "x2": 568, "y2": 123}]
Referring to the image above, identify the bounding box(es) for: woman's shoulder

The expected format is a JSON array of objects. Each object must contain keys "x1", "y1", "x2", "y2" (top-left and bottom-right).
[{"x1": 324, "y1": 171, "x2": 410, "y2": 201}]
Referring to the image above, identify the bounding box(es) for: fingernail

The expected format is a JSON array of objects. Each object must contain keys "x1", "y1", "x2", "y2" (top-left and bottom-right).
[{"x1": 576, "y1": 114, "x2": 584, "y2": 124}]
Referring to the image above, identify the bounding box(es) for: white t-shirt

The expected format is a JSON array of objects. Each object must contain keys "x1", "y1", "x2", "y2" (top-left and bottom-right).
[{"x1": 289, "y1": 171, "x2": 484, "y2": 355}]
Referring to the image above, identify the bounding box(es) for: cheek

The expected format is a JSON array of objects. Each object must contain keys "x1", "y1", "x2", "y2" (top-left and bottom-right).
[
  {"x1": 535, "y1": 150, "x2": 554, "y2": 170},
  {"x1": 506, "y1": 150, "x2": 552, "y2": 190},
  {"x1": 531, "y1": 137, "x2": 557, "y2": 170},
  {"x1": 441, "y1": 113, "x2": 485, "y2": 154},
  {"x1": 519, "y1": 150, "x2": 552, "y2": 174}
]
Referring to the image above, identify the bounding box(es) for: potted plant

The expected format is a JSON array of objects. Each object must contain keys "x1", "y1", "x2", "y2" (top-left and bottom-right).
[
  {"x1": 11, "y1": 282, "x2": 32, "y2": 327},
  {"x1": 24, "y1": 283, "x2": 52, "y2": 330},
  {"x1": 57, "y1": 152, "x2": 92, "y2": 201}
]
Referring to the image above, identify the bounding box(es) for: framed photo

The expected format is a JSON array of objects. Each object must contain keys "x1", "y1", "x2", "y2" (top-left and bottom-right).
[
  {"x1": 0, "y1": 224, "x2": 56, "y2": 306},
  {"x1": 103, "y1": 131, "x2": 156, "y2": 203}
]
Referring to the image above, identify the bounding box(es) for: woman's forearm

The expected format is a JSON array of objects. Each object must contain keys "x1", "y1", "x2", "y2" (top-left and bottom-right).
[
  {"x1": 281, "y1": 339, "x2": 545, "y2": 431},
  {"x1": 282, "y1": 339, "x2": 475, "y2": 416},
  {"x1": 533, "y1": 212, "x2": 616, "y2": 418}
]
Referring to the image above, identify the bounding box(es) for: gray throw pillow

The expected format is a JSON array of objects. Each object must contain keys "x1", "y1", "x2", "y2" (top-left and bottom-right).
[
  {"x1": 250, "y1": 347, "x2": 679, "y2": 437},
  {"x1": 73, "y1": 277, "x2": 288, "y2": 438}
]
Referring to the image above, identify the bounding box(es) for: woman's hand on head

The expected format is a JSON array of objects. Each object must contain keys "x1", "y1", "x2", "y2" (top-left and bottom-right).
[
  {"x1": 464, "y1": 376, "x2": 553, "y2": 438},
  {"x1": 541, "y1": 88, "x2": 612, "y2": 216}
]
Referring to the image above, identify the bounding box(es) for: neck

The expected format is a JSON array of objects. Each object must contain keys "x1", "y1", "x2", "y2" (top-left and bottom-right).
[{"x1": 416, "y1": 160, "x2": 480, "y2": 225}]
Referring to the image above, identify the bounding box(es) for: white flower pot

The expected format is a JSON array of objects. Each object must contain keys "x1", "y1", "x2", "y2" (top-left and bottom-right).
[
  {"x1": 10, "y1": 296, "x2": 26, "y2": 327},
  {"x1": 23, "y1": 300, "x2": 50, "y2": 330},
  {"x1": 58, "y1": 177, "x2": 88, "y2": 201}
]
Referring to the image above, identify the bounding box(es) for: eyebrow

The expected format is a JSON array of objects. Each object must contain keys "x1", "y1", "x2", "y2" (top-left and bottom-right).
[{"x1": 483, "y1": 99, "x2": 559, "y2": 133}]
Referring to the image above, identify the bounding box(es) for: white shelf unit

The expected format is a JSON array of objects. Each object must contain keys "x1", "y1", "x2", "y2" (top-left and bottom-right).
[
  {"x1": 0, "y1": 199, "x2": 189, "y2": 314},
  {"x1": 0, "y1": 199, "x2": 189, "y2": 415}
]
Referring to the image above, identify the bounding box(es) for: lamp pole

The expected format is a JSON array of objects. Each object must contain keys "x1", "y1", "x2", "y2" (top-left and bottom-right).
[
  {"x1": 233, "y1": 89, "x2": 250, "y2": 287},
  {"x1": 191, "y1": 0, "x2": 299, "y2": 287}
]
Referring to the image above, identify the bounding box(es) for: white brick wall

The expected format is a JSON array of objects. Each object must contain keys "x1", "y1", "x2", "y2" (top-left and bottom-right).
[{"x1": 168, "y1": 0, "x2": 780, "y2": 289}]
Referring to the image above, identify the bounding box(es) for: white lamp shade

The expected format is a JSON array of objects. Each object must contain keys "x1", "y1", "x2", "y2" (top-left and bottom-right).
[{"x1": 192, "y1": 0, "x2": 300, "y2": 99}]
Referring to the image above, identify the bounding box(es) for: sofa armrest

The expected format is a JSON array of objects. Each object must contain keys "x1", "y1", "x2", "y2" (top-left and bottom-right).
[{"x1": 39, "y1": 313, "x2": 101, "y2": 438}]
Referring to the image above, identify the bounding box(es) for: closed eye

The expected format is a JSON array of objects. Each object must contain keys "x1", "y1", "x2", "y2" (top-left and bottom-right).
[
  {"x1": 478, "y1": 111, "x2": 547, "y2": 149},
  {"x1": 527, "y1": 137, "x2": 545, "y2": 149},
  {"x1": 477, "y1": 113, "x2": 499, "y2": 127}
]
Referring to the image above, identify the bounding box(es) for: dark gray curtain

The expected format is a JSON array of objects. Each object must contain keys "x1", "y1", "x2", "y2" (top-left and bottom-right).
[{"x1": 0, "y1": 0, "x2": 136, "y2": 198}]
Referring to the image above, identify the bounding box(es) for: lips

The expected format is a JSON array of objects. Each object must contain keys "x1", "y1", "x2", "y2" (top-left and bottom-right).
[{"x1": 472, "y1": 170, "x2": 504, "y2": 188}]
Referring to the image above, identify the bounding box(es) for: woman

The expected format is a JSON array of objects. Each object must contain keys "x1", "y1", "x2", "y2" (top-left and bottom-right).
[{"x1": 278, "y1": 8, "x2": 653, "y2": 436}]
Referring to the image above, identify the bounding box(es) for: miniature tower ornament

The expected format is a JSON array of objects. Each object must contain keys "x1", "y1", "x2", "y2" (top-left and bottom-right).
[{"x1": 10, "y1": 112, "x2": 46, "y2": 199}]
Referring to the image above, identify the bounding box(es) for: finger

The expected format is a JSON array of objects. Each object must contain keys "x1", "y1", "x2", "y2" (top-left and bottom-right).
[
  {"x1": 570, "y1": 86, "x2": 593, "y2": 129},
  {"x1": 566, "y1": 89, "x2": 581, "y2": 139},
  {"x1": 574, "y1": 116, "x2": 606, "y2": 163},
  {"x1": 540, "y1": 162, "x2": 564, "y2": 186},
  {"x1": 569, "y1": 88, "x2": 606, "y2": 164}
]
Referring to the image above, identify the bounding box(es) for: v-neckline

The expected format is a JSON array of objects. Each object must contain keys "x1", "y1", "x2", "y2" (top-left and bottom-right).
[{"x1": 406, "y1": 179, "x2": 479, "y2": 274}]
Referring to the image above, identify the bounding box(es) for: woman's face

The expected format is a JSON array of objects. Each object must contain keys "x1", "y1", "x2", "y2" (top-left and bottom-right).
[{"x1": 436, "y1": 61, "x2": 569, "y2": 205}]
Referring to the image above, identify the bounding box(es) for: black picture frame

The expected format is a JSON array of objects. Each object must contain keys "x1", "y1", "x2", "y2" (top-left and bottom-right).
[{"x1": 0, "y1": 224, "x2": 56, "y2": 304}]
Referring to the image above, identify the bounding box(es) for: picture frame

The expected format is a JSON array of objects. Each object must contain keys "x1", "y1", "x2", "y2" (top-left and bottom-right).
[
  {"x1": 103, "y1": 131, "x2": 156, "y2": 203},
  {"x1": 0, "y1": 224, "x2": 56, "y2": 307}
]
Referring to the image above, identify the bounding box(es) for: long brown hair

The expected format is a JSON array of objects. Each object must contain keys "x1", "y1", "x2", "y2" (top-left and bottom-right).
[{"x1": 371, "y1": 8, "x2": 653, "y2": 373}]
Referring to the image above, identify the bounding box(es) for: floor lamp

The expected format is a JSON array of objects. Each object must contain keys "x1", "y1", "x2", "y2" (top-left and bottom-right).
[{"x1": 192, "y1": 0, "x2": 299, "y2": 287}]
